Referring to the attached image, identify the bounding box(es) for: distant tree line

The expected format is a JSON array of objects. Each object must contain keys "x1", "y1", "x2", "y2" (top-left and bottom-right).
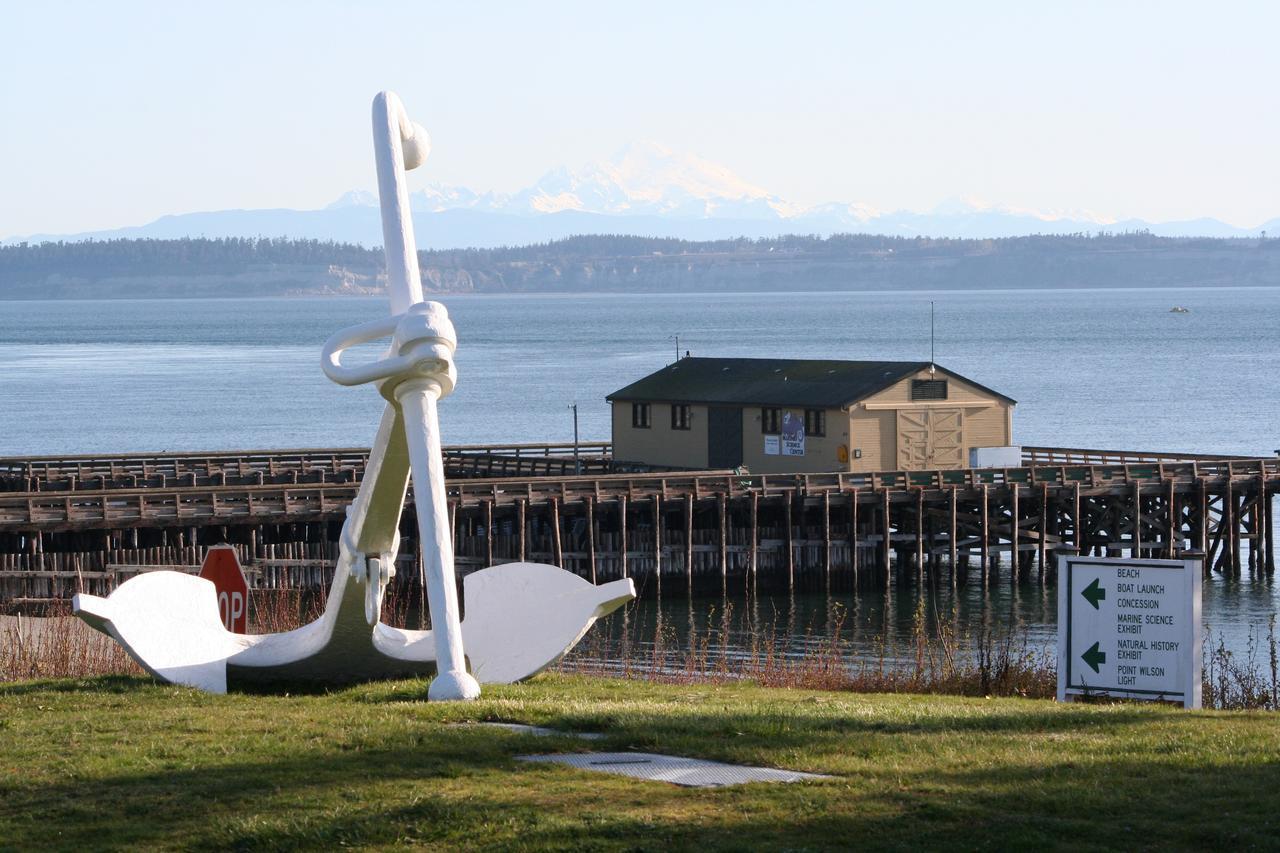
[
  {"x1": 417, "y1": 230, "x2": 1278, "y2": 270},
  {"x1": 2, "y1": 232, "x2": 1277, "y2": 297},
  {"x1": 0, "y1": 237, "x2": 382, "y2": 278}
]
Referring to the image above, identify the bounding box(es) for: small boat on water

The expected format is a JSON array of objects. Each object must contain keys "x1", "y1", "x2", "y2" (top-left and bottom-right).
[{"x1": 1170, "y1": 306, "x2": 1191, "y2": 313}]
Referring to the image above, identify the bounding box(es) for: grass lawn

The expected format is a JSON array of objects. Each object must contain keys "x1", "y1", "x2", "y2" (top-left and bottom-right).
[{"x1": 2, "y1": 674, "x2": 1279, "y2": 851}]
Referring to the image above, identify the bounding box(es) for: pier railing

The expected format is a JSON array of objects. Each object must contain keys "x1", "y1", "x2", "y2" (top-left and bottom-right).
[
  {"x1": 1020, "y1": 445, "x2": 1258, "y2": 465},
  {"x1": 450, "y1": 458, "x2": 1280, "y2": 505},
  {"x1": 0, "y1": 442, "x2": 613, "y2": 491},
  {"x1": 6, "y1": 443, "x2": 1265, "y2": 493}
]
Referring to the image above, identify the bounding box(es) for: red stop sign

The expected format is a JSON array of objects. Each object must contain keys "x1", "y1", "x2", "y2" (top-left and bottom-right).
[{"x1": 199, "y1": 545, "x2": 249, "y2": 634}]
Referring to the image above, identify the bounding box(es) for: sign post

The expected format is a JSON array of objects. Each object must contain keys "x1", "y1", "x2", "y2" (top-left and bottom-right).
[
  {"x1": 1057, "y1": 555, "x2": 1201, "y2": 708},
  {"x1": 198, "y1": 545, "x2": 250, "y2": 634}
]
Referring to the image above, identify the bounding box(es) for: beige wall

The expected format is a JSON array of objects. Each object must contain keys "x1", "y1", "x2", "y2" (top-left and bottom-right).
[
  {"x1": 964, "y1": 404, "x2": 1012, "y2": 450},
  {"x1": 740, "y1": 406, "x2": 850, "y2": 474},
  {"x1": 612, "y1": 402, "x2": 851, "y2": 473},
  {"x1": 849, "y1": 407, "x2": 896, "y2": 472},
  {"x1": 860, "y1": 368, "x2": 1002, "y2": 406},
  {"x1": 611, "y1": 400, "x2": 709, "y2": 469}
]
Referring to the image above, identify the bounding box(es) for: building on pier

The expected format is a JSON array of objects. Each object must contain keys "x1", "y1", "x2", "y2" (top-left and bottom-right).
[{"x1": 608, "y1": 358, "x2": 1015, "y2": 473}]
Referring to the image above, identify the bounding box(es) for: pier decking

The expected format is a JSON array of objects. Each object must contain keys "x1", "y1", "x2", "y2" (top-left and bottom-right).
[
  {"x1": 0, "y1": 441, "x2": 612, "y2": 492},
  {"x1": 1, "y1": 444, "x2": 1275, "y2": 606}
]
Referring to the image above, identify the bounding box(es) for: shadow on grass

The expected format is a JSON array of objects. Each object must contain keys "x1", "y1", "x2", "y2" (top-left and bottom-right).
[
  {"x1": 181, "y1": 756, "x2": 1280, "y2": 850},
  {"x1": 5, "y1": 737, "x2": 1278, "y2": 851},
  {"x1": 0, "y1": 728, "x2": 518, "y2": 847},
  {"x1": 0, "y1": 674, "x2": 159, "y2": 696}
]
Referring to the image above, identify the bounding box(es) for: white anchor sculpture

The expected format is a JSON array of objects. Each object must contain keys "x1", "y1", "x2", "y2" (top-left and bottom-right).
[{"x1": 72, "y1": 92, "x2": 635, "y2": 698}]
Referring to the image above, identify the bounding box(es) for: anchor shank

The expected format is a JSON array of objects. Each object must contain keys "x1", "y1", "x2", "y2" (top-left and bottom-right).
[
  {"x1": 395, "y1": 377, "x2": 478, "y2": 699},
  {"x1": 372, "y1": 91, "x2": 426, "y2": 314}
]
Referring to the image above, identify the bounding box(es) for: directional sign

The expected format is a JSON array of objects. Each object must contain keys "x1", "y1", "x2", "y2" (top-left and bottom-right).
[
  {"x1": 198, "y1": 545, "x2": 250, "y2": 634},
  {"x1": 1057, "y1": 556, "x2": 1201, "y2": 708}
]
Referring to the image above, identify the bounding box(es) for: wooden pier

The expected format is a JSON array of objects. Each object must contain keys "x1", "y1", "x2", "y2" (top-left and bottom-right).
[
  {"x1": 0, "y1": 441, "x2": 612, "y2": 493},
  {"x1": 1, "y1": 444, "x2": 1275, "y2": 606}
]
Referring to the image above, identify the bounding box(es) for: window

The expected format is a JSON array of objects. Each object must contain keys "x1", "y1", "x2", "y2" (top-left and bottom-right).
[
  {"x1": 761, "y1": 407, "x2": 780, "y2": 434},
  {"x1": 911, "y1": 379, "x2": 948, "y2": 401},
  {"x1": 671, "y1": 404, "x2": 691, "y2": 430},
  {"x1": 631, "y1": 402, "x2": 651, "y2": 429},
  {"x1": 804, "y1": 409, "x2": 826, "y2": 437}
]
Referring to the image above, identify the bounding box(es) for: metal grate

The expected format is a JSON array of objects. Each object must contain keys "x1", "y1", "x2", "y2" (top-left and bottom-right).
[
  {"x1": 517, "y1": 751, "x2": 831, "y2": 788},
  {"x1": 911, "y1": 379, "x2": 948, "y2": 400}
]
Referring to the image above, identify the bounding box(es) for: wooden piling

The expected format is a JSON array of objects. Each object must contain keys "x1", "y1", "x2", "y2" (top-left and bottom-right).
[
  {"x1": 484, "y1": 499, "x2": 493, "y2": 567},
  {"x1": 822, "y1": 490, "x2": 832, "y2": 585},
  {"x1": 684, "y1": 497, "x2": 694, "y2": 593},
  {"x1": 1265, "y1": 482, "x2": 1275, "y2": 575},
  {"x1": 1038, "y1": 483, "x2": 1049, "y2": 579},
  {"x1": 749, "y1": 491, "x2": 759, "y2": 586},
  {"x1": 551, "y1": 497, "x2": 563, "y2": 568},
  {"x1": 653, "y1": 495, "x2": 663, "y2": 596},
  {"x1": 518, "y1": 499, "x2": 527, "y2": 562},
  {"x1": 981, "y1": 484, "x2": 990, "y2": 586},
  {"x1": 448, "y1": 500, "x2": 458, "y2": 567},
  {"x1": 1262, "y1": 477, "x2": 1275, "y2": 575},
  {"x1": 586, "y1": 495, "x2": 597, "y2": 584},
  {"x1": 914, "y1": 488, "x2": 925, "y2": 584},
  {"x1": 718, "y1": 493, "x2": 728, "y2": 593},
  {"x1": 948, "y1": 487, "x2": 958, "y2": 587},
  {"x1": 1010, "y1": 484, "x2": 1019, "y2": 583},
  {"x1": 881, "y1": 488, "x2": 891, "y2": 585},
  {"x1": 1197, "y1": 479, "x2": 1209, "y2": 565},
  {"x1": 1132, "y1": 482, "x2": 1142, "y2": 559},
  {"x1": 619, "y1": 495, "x2": 629, "y2": 578},
  {"x1": 848, "y1": 488, "x2": 859, "y2": 585},
  {"x1": 1225, "y1": 479, "x2": 1237, "y2": 575},
  {"x1": 785, "y1": 495, "x2": 795, "y2": 590}
]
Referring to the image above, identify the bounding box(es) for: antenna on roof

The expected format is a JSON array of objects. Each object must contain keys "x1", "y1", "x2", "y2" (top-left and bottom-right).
[{"x1": 929, "y1": 301, "x2": 936, "y2": 375}]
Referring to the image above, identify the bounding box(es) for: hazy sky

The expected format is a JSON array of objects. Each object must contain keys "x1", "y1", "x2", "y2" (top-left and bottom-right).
[{"x1": 3, "y1": 1, "x2": 1277, "y2": 237}]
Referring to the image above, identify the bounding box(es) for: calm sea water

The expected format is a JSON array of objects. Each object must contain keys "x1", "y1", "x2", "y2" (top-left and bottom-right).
[
  {"x1": 1, "y1": 288, "x2": 1278, "y2": 664},
  {"x1": 2, "y1": 288, "x2": 1279, "y2": 455}
]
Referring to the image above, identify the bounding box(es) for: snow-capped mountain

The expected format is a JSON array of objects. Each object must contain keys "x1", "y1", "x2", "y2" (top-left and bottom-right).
[
  {"x1": 366, "y1": 141, "x2": 808, "y2": 220},
  {"x1": 510, "y1": 141, "x2": 805, "y2": 219},
  {"x1": 7, "y1": 142, "x2": 1273, "y2": 247}
]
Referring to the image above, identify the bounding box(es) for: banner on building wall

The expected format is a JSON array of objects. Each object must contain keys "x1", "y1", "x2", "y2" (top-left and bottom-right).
[
  {"x1": 764, "y1": 435, "x2": 780, "y2": 455},
  {"x1": 781, "y1": 411, "x2": 805, "y2": 456}
]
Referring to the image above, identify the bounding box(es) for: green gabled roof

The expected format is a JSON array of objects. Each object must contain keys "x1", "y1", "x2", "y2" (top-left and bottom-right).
[{"x1": 606, "y1": 358, "x2": 1016, "y2": 408}]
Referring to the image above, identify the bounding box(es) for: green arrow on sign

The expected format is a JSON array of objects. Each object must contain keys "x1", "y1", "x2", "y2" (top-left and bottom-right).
[
  {"x1": 1081, "y1": 578, "x2": 1106, "y2": 609},
  {"x1": 1081, "y1": 642, "x2": 1106, "y2": 673}
]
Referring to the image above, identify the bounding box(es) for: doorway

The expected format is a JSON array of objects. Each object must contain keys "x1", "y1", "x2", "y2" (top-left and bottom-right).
[{"x1": 707, "y1": 406, "x2": 743, "y2": 468}]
